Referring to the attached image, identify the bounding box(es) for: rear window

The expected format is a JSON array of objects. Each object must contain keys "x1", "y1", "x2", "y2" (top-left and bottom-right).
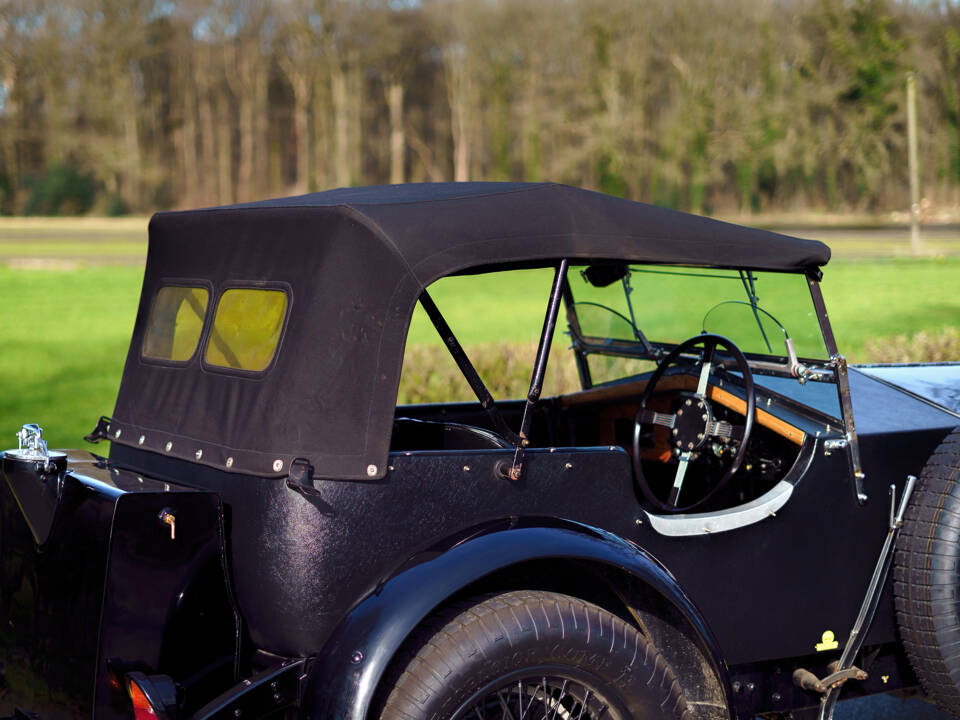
[
  {"x1": 142, "y1": 285, "x2": 209, "y2": 362},
  {"x1": 205, "y1": 288, "x2": 288, "y2": 372}
]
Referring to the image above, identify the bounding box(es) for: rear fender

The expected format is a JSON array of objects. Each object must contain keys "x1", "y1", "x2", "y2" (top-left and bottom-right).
[
  {"x1": 0, "y1": 451, "x2": 239, "y2": 720},
  {"x1": 303, "y1": 517, "x2": 732, "y2": 720}
]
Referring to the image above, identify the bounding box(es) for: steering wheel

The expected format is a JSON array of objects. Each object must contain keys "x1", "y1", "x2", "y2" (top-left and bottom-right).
[{"x1": 632, "y1": 333, "x2": 755, "y2": 513}]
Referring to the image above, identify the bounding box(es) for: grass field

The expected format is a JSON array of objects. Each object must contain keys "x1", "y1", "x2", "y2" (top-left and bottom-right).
[{"x1": 1, "y1": 217, "x2": 959, "y2": 449}]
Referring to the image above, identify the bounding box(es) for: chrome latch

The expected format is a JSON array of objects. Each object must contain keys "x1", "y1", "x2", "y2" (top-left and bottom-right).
[{"x1": 823, "y1": 437, "x2": 849, "y2": 455}]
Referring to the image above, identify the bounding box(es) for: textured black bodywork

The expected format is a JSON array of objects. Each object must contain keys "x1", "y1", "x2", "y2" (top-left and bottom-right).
[
  {"x1": 105, "y1": 441, "x2": 734, "y2": 719},
  {"x1": 303, "y1": 519, "x2": 731, "y2": 720},
  {"x1": 0, "y1": 452, "x2": 239, "y2": 720},
  {"x1": 1, "y1": 454, "x2": 115, "y2": 720},
  {"x1": 7, "y1": 365, "x2": 947, "y2": 720},
  {"x1": 107, "y1": 444, "x2": 652, "y2": 657},
  {"x1": 101, "y1": 366, "x2": 956, "y2": 719}
]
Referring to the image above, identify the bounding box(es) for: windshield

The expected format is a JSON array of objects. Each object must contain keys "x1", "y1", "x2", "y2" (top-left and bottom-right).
[{"x1": 568, "y1": 264, "x2": 828, "y2": 382}]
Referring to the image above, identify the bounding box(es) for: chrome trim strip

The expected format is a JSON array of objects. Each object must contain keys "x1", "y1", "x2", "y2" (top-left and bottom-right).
[{"x1": 645, "y1": 480, "x2": 794, "y2": 537}]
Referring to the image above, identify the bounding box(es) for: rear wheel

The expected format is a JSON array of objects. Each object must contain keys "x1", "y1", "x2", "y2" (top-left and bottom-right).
[
  {"x1": 894, "y1": 427, "x2": 960, "y2": 716},
  {"x1": 377, "y1": 590, "x2": 690, "y2": 720}
]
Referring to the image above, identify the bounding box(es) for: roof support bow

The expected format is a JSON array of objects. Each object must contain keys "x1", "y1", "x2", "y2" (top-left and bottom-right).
[{"x1": 508, "y1": 259, "x2": 570, "y2": 480}]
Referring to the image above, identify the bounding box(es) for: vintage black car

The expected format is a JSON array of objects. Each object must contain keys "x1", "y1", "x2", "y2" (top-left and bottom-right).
[{"x1": 3, "y1": 183, "x2": 960, "y2": 720}]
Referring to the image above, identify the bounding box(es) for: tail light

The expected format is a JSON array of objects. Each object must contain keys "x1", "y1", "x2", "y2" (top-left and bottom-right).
[{"x1": 125, "y1": 672, "x2": 178, "y2": 720}]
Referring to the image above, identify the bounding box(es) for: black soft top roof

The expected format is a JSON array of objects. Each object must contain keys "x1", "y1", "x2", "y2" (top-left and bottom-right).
[
  {"x1": 109, "y1": 183, "x2": 830, "y2": 480},
  {"x1": 217, "y1": 182, "x2": 829, "y2": 273}
]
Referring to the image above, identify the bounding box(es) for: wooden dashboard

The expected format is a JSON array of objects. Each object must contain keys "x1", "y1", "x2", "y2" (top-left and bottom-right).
[{"x1": 558, "y1": 374, "x2": 806, "y2": 446}]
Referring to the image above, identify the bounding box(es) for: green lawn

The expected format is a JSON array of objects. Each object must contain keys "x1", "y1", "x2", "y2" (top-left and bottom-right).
[
  {"x1": 2, "y1": 257, "x2": 958, "y2": 450},
  {"x1": 0, "y1": 267, "x2": 143, "y2": 450}
]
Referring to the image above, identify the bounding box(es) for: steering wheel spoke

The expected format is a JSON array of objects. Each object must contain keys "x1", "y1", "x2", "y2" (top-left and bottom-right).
[
  {"x1": 706, "y1": 420, "x2": 745, "y2": 441},
  {"x1": 637, "y1": 409, "x2": 676, "y2": 429},
  {"x1": 668, "y1": 452, "x2": 693, "y2": 506},
  {"x1": 632, "y1": 333, "x2": 756, "y2": 513},
  {"x1": 695, "y1": 339, "x2": 716, "y2": 397}
]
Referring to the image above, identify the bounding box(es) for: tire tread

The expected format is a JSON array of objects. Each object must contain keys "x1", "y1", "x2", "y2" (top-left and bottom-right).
[
  {"x1": 894, "y1": 427, "x2": 960, "y2": 717},
  {"x1": 377, "y1": 590, "x2": 690, "y2": 720}
]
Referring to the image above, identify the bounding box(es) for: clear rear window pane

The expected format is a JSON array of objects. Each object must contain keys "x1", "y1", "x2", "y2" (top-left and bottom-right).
[
  {"x1": 142, "y1": 286, "x2": 209, "y2": 362},
  {"x1": 205, "y1": 288, "x2": 287, "y2": 371}
]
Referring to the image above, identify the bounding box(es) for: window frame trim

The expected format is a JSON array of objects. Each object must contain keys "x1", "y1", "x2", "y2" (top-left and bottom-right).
[
  {"x1": 139, "y1": 278, "x2": 214, "y2": 368},
  {"x1": 200, "y1": 280, "x2": 294, "y2": 378}
]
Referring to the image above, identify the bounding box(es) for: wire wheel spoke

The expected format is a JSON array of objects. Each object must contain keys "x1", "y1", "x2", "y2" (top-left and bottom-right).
[{"x1": 455, "y1": 676, "x2": 612, "y2": 720}]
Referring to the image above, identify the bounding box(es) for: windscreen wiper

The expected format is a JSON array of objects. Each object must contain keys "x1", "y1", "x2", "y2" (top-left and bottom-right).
[
  {"x1": 740, "y1": 270, "x2": 772, "y2": 352},
  {"x1": 621, "y1": 270, "x2": 659, "y2": 359}
]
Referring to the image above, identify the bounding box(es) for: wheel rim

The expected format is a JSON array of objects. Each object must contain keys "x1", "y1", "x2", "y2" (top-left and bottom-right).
[{"x1": 451, "y1": 671, "x2": 623, "y2": 720}]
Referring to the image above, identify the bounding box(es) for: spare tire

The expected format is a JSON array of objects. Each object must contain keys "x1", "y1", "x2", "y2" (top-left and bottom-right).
[{"x1": 894, "y1": 426, "x2": 960, "y2": 716}]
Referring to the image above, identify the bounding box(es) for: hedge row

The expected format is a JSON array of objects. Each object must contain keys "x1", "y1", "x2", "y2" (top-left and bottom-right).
[
  {"x1": 397, "y1": 329, "x2": 960, "y2": 404},
  {"x1": 863, "y1": 327, "x2": 960, "y2": 364}
]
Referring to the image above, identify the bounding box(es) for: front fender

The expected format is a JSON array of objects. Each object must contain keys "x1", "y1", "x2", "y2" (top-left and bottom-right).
[{"x1": 303, "y1": 517, "x2": 731, "y2": 720}]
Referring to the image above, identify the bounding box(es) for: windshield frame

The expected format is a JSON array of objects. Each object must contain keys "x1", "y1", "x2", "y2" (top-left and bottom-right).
[
  {"x1": 562, "y1": 262, "x2": 866, "y2": 505},
  {"x1": 565, "y1": 264, "x2": 835, "y2": 383}
]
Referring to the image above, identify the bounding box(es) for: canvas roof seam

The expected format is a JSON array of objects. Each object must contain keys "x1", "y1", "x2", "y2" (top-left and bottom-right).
[
  {"x1": 405, "y1": 235, "x2": 806, "y2": 281},
  {"x1": 331, "y1": 203, "x2": 423, "y2": 475},
  {"x1": 153, "y1": 182, "x2": 557, "y2": 216},
  {"x1": 299, "y1": 181, "x2": 556, "y2": 208}
]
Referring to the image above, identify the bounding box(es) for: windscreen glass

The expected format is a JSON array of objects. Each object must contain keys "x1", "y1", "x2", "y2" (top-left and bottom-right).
[{"x1": 568, "y1": 265, "x2": 827, "y2": 383}]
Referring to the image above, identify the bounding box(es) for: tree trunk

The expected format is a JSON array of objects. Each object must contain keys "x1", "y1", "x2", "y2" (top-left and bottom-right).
[
  {"x1": 197, "y1": 56, "x2": 218, "y2": 205},
  {"x1": 388, "y1": 80, "x2": 405, "y2": 184},
  {"x1": 121, "y1": 66, "x2": 143, "y2": 209},
  {"x1": 349, "y1": 66, "x2": 363, "y2": 185},
  {"x1": 226, "y1": 42, "x2": 260, "y2": 204},
  {"x1": 0, "y1": 64, "x2": 17, "y2": 207},
  {"x1": 291, "y1": 75, "x2": 312, "y2": 192},
  {"x1": 216, "y1": 89, "x2": 234, "y2": 205},
  {"x1": 521, "y1": 56, "x2": 542, "y2": 182},
  {"x1": 123, "y1": 109, "x2": 142, "y2": 208},
  {"x1": 235, "y1": 94, "x2": 254, "y2": 202},
  {"x1": 43, "y1": 73, "x2": 64, "y2": 164},
  {"x1": 312, "y1": 74, "x2": 330, "y2": 189},
  {"x1": 332, "y1": 65, "x2": 350, "y2": 187},
  {"x1": 253, "y1": 65, "x2": 269, "y2": 198},
  {"x1": 181, "y1": 74, "x2": 199, "y2": 205},
  {"x1": 449, "y1": 65, "x2": 470, "y2": 183}
]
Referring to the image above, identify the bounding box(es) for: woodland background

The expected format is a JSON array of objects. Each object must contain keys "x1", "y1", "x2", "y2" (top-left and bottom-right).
[{"x1": 1, "y1": 0, "x2": 960, "y2": 217}]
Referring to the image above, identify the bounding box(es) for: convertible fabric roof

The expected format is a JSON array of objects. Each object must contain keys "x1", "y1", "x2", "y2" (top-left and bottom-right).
[
  {"x1": 223, "y1": 182, "x2": 830, "y2": 273},
  {"x1": 109, "y1": 183, "x2": 830, "y2": 480}
]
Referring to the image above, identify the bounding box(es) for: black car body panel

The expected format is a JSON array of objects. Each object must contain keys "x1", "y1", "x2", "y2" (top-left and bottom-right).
[
  {"x1": 304, "y1": 519, "x2": 733, "y2": 720},
  {"x1": 108, "y1": 443, "x2": 654, "y2": 657},
  {"x1": 855, "y1": 362, "x2": 960, "y2": 416},
  {"x1": 0, "y1": 452, "x2": 238, "y2": 720}
]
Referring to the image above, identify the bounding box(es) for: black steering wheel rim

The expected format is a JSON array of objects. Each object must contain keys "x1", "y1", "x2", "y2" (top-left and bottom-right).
[{"x1": 632, "y1": 333, "x2": 755, "y2": 514}]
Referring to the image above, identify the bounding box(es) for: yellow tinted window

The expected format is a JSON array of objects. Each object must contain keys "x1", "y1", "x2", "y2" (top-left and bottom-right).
[
  {"x1": 142, "y1": 286, "x2": 209, "y2": 362},
  {"x1": 205, "y1": 289, "x2": 288, "y2": 371}
]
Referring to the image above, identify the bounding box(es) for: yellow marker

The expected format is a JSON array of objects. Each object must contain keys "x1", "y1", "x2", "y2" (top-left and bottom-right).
[{"x1": 815, "y1": 630, "x2": 839, "y2": 652}]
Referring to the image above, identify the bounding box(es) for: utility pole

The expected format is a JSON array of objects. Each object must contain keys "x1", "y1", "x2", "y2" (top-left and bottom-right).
[{"x1": 906, "y1": 72, "x2": 920, "y2": 253}]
